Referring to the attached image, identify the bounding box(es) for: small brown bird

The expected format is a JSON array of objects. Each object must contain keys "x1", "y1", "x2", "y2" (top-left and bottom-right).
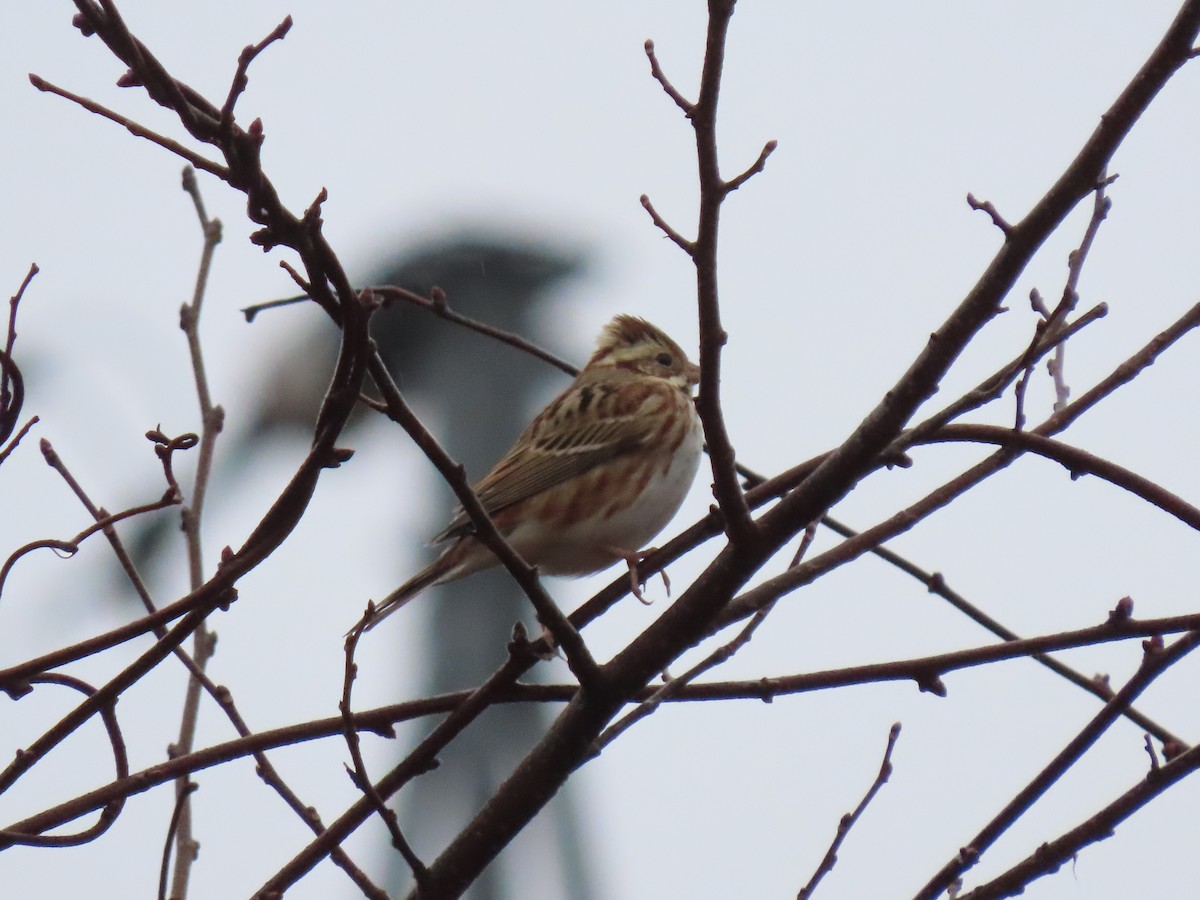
[{"x1": 363, "y1": 314, "x2": 703, "y2": 630}]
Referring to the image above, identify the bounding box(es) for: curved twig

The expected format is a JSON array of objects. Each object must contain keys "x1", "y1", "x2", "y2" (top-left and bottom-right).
[
  {"x1": 340, "y1": 622, "x2": 428, "y2": 884},
  {"x1": 0, "y1": 494, "x2": 179, "y2": 603},
  {"x1": 0, "y1": 673, "x2": 127, "y2": 848},
  {"x1": 925, "y1": 424, "x2": 1200, "y2": 529}
]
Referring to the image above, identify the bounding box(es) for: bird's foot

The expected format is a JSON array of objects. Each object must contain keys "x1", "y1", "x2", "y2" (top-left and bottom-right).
[{"x1": 614, "y1": 547, "x2": 669, "y2": 605}]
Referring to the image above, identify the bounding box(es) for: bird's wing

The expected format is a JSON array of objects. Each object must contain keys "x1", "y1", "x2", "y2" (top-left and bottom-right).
[{"x1": 433, "y1": 387, "x2": 657, "y2": 542}]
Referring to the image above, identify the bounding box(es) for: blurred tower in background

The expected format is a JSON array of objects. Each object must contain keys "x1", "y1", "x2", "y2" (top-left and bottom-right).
[
  {"x1": 119, "y1": 232, "x2": 598, "y2": 899},
  {"x1": 364, "y1": 236, "x2": 599, "y2": 900}
]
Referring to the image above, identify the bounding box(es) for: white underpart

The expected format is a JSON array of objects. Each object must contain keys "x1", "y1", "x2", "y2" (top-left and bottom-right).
[{"x1": 503, "y1": 411, "x2": 705, "y2": 576}]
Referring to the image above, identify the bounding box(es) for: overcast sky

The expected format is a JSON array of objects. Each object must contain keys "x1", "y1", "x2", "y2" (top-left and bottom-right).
[{"x1": 4, "y1": 3, "x2": 1200, "y2": 899}]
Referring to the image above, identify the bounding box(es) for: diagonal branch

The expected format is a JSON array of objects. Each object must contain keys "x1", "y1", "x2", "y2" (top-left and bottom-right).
[
  {"x1": 914, "y1": 629, "x2": 1200, "y2": 899},
  {"x1": 958, "y1": 738, "x2": 1200, "y2": 899},
  {"x1": 724, "y1": 300, "x2": 1200, "y2": 625},
  {"x1": 29, "y1": 75, "x2": 229, "y2": 178},
  {"x1": 756, "y1": 0, "x2": 1200, "y2": 552}
]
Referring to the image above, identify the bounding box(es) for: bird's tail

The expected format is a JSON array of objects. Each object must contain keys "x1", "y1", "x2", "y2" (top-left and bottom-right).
[{"x1": 360, "y1": 556, "x2": 453, "y2": 632}]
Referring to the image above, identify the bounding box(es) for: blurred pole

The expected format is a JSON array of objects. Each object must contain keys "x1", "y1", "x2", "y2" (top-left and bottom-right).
[
  {"x1": 114, "y1": 232, "x2": 599, "y2": 898},
  {"x1": 371, "y1": 237, "x2": 600, "y2": 900}
]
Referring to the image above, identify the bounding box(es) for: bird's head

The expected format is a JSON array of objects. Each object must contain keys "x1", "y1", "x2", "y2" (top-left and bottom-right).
[{"x1": 586, "y1": 315, "x2": 700, "y2": 391}]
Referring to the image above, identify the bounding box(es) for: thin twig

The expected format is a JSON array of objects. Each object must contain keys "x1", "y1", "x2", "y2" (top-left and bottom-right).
[
  {"x1": 958, "y1": 738, "x2": 1200, "y2": 899},
  {"x1": 0, "y1": 468, "x2": 179, "y2": 602},
  {"x1": 12, "y1": 604, "x2": 1200, "y2": 849},
  {"x1": 797, "y1": 723, "x2": 901, "y2": 899},
  {"x1": 592, "y1": 595, "x2": 777, "y2": 753},
  {"x1": 895, "y1": 301, "x2": 1107, "y2": 453},
  {"x1": 966, "y1": 192, "x2": 1012, "y2": 235},
  {"x1": 639, "y1": 193, "x2": 694, "y2": 253},
  {"x1": 0, "y1": 415, "x2": 38, "y2": 468},
  {"x1": 0, "y1": 673, "x2": 127, "y2": 848},
  {"x1": 28, "y1": 75, "x2": 229, "y2": 179},
  {"x1": 219, "y1": 17, "x2": 293, "y2": 131},
  {"x1": 1, "y1": 263, "x2": 37, "y2": 435},
  {"x1": 166, "y1": 166, "x2": 226, "y2": 900},
  {"x1": 158, "y1": 782, "x2": 197, "y2": 900},
  {"x1": 340, "y1": 622, "x2": 429, "y2": 885},
  {"x1": 819, "y1": 515, "x2": 1185, "y2": 748},
  {"x1": 915, "y1": 630, "x2": 1200, "y2": 900},
  {"x1": 594, "y1": 521, "x2": 815, "y2": 752},
  {"x1": 724, "y1": 139, "x2": 778, "y2": 194},
  {"x1": 643, "y1": 38, "x2": 695, "y2": 115},
  {"x1": 1047, "y1": 171, "x2": 1115, "y2": 412},
  {"x1": 926, "y1": 424, "x2": 1200, "y2": 529},
  {"x1": 369, "y1": 284, "x2": 577, "y2": 375}
]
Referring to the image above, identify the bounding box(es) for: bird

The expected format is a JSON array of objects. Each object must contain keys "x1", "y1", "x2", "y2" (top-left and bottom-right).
[{"x1": 363, "y1": 314, "x2": 704, "y2": 631}]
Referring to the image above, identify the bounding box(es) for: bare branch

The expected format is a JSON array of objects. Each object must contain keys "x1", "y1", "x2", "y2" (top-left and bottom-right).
[
  {"x1": 639, "y1": 193, "x2": 694, "y2": 253},
  {"x1": 819, "y1": 515, "x2": 1185, "y2": 747},
  {"x1": 28, "y1": 75, "x2": 229, "y2": 179},
  {"x1": 959, "y1": 739, "x2": 1200, "y2": 899},
  {"x1": 729, "y1": 300, "x2": 1200, "y2": 624},
  {"x1": 12, "y1": 606, "x2": 1200, "y2": 848},
  {"x1": 0, "y1": 674, "x2": 127, "y2": 848},
  {"x1": 166, "y1": 165, "x2": 227, "y2": 900},
  {"x1": 643, "y1": 38, "x2": 695, "y2": 115},
  {"x1": 157, "y1": 781, "x2": 197, "y2": 900},
  {"x1": 685, "y1": 0, "x2": 758, "y2": 547},
  {"x1": 339, "y1": 625, "x2": 428, "y2": 886},
  {"x1": 966, "y1": 192, "x2": 1012, "y2": 235},
  {"x1": 255, "y1": 650, "x2": 538, "y2": 897},
  {"x1": 914, "y1": 630, "x2": 1200, "y2": 899},
  {"x1": 926, "y1": 424, "x2": 1200, "y2": 530},
  {"x1": 369, "y1": 284, "x2": 578, "y2": 376},
  {"x1": 797, "y1": 723, "x2": 901, "y2": 899},
  {"x1": 723, "y1": 139, "x2": 778, "y2": 194},
  {"x1": 219, "y1": 16, "x2": 293, "y2": 131}
]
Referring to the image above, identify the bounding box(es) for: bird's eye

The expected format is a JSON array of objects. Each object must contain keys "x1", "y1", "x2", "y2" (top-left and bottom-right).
[{"x1": 655, "y1": 352, "x2": 673, "y2": 367}]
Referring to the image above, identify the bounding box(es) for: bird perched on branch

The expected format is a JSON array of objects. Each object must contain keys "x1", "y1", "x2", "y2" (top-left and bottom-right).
[{"x1": 363, "y1": 314, "x2": 703, "y2": 630}]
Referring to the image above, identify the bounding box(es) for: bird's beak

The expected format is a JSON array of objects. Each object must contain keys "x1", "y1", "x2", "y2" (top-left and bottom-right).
[{"x1": 686, "y1": 361, "x2": 701, "y2": 386}]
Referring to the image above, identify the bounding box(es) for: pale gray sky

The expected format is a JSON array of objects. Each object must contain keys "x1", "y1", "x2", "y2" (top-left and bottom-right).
[{"x1": 3, "y1": 3, "x2": 1200, "y2": 899}]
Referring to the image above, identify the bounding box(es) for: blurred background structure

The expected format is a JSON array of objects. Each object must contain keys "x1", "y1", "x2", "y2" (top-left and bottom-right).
[
  {"x1": 119, "y1": 231, "x2": 597, "y2": 898},
  {"x1": 361, "y1": 236, "x2": 596, "y2": 900}
]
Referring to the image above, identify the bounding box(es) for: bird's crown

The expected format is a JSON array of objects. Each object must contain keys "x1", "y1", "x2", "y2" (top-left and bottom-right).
[{"x1": 585, "y1": 315, "x2": 699, "y2": 386}]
